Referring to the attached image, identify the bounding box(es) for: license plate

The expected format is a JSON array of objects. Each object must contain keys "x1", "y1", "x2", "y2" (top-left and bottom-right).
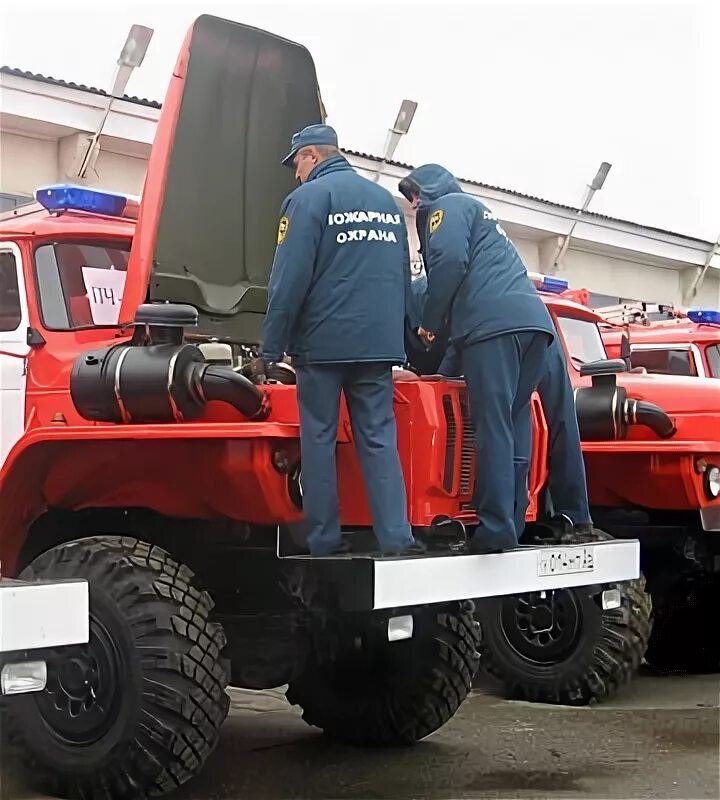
[{"x1": 537, "y1": 546, "x2": 595, "y2": 577}]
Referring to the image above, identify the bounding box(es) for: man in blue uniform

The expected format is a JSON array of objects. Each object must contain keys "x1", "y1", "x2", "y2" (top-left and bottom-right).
[
  {"x1": 404, "y1": 207, "x2": 449, "y2": 375},
  {"x1": 261, "y1": 124, "x2": 423, "y2": 557},
  {"x1": 428, "y1": 335, "x2": 594, "y2": 542},
  {"x1": 399, "y1": 164, "x2": 555, "y2": 553},
  {"x1": 533, "y1": 335, "x2": 595, "y2": 539}
]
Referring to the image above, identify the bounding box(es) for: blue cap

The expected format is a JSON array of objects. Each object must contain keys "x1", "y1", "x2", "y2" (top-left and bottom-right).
[{"x1": 282, "y1": 124, "x2": 338, "y2": 166}]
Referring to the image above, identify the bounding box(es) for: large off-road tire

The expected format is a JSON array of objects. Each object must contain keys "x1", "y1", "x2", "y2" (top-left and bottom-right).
[
  {"x1": 644, "y1": 578, "x2": 720, "y2": 673},
  {"x1": 6, "y1": 536, "x2": 230, "y2": 799},
  {"x1": 475, "y1": 529, "x2": 652, "y2": 705},
  {"x1": 286, "y1": 604, "x2": 480, "y2": 745}
]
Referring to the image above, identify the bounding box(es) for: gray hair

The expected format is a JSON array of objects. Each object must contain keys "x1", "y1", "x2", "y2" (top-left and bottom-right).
[{"x1": 314, "y1": 144, "x2": 341, "y2": 159}]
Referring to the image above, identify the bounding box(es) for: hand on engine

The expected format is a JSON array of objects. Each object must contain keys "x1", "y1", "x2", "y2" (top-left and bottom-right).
[
  {"x1": 418, "y1": 327, "x2": 436, "y2": 345},
  {"x1": 247, "y1": 357, "x2": 269, "y2": 384}
]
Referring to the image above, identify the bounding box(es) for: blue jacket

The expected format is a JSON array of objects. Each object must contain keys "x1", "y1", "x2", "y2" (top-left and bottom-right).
[
  {"x1": 262, "y1": 156, "x2": 410, "y2": 366},
  {"x1": 407, "y1": 164, "x2": 555, "y2": 347},
  {"x1": 404, "y1": 272, "x2": 448, "y2": 374},
  {"x1": 407, "y1": 271, "x2": 427, "y2": 331}
]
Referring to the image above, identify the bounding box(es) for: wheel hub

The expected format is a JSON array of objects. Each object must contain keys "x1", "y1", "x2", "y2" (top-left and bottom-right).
[
  {"x1": 57, "y1": 655, "x2": 98, "y2": 703},
  {"x1": 35, "y1": 613, "x2": 124, "y2": 744},
  {"x1": 500, "y1": 589, "x2": 582, "y2": 664}
]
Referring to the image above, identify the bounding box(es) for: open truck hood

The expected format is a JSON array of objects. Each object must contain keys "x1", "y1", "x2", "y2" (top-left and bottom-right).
[{"x1": 121, "y1": 15, "x2": 324, "y2": 342}]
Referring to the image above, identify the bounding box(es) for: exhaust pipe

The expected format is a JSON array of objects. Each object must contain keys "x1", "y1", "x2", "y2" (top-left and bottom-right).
[
  {"x1": 575, "y1": 374, "x2": 676, "y2": 441},
  {"x1": 625, "y1": 399, "x2": 676, "y2": 439},
  {"x1": 200, "y1": 365, "x2": 269, "y2": 419}
]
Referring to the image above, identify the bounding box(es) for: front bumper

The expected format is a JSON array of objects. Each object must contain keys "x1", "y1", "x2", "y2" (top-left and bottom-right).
[
  {"x1": 287, "y1": 539, "x2": 641, "y2": 612},
  {"x1": 0, "y1": 577, "x2": 89, "y2": 694}
]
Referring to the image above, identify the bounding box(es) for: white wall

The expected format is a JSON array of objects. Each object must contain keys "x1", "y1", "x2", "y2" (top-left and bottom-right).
[
  {"x1": 560, "y1": 248, "x2": 679, "y2": 303},
  {"x1": 557, "y1": 247, "x2": 720, "y2": 307},
  {"x1": 512, "y1": 237, "x2": 540, "y2": 272},
  {"x1": 678, "y1": 266, "x2": 720, "y2": 309},
  {"x1": 0, "y1": 132, "x2": 147, "y2": 200},
  {"x1": 0, "y1": 132, "x2": 57, "y2": 195},
  {"x1": 88, "y1": 150, "x2": 147, "y2": 196}
]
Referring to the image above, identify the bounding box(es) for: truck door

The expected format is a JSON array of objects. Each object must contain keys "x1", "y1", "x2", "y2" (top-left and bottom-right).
[{"x1": 0, "y1": 243, "x2": 29, "y2": 468}]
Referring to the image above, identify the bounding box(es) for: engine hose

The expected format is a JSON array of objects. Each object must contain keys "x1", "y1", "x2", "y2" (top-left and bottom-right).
[
  {"x1": 199, "y1": 364, "x2": 271, "y2": 420},
  {"x1": 625, "y1": 399, "x2": 676, "y2": 439}
]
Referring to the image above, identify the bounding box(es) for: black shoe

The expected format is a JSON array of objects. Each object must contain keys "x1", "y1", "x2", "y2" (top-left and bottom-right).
[
  {"x1": 551, "y1": 521, "x2": 596, "y2": 544},
  {"x1": 428, "y1": 516, "x2": 468, "y2": 552},
  {"x1": 564, "y1": 523, "x2": 596, "y2": 544},
  {"x1": 545, "y1": 514, "x2": 588, "y2": 544},
  {"x1": 573, "y1": 523, "x2": 595, "y2": 536},
  {"x1": 381, "y1": 540, "x2": 428, "y2": 557}
]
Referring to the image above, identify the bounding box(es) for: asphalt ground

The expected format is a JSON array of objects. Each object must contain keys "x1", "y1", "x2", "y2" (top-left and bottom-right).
[{"x1": 3, "y1": 669, "x2": 718, "y2": 800}]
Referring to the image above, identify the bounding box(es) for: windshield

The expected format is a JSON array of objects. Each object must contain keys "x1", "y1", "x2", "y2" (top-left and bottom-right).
[
  {"x1": 34, "y1": 240, "x2": 130, "y2": 330},
  {"x1": 556, "y1": 315, "x2": 608, "y2": 367}
]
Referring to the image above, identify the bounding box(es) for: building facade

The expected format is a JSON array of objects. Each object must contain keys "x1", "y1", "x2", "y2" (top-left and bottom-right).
[{"x1": 1, "y1": 66, "x2": 718, "y2": 309}]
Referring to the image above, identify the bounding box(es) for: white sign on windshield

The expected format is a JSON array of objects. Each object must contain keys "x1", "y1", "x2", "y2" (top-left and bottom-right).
[{"x1": 81, "y1": 267, "x2": 126, "y2": 325}]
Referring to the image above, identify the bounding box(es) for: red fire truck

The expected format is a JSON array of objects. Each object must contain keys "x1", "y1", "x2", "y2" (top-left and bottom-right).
[
  {"x1": 0, "y1": 13, "x2": 692, "y2": 798},
  {"x1": 527, "y1": 290, "x2": 720, "y2": 674}
]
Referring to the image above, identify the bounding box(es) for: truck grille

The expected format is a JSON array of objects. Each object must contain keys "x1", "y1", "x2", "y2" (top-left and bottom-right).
[
  {"x1": 460, "y1": 395, "x2": 475, "y2": 496},
  {"x1": 442, "y1": 395, "x2": 456, "y2": 492}
]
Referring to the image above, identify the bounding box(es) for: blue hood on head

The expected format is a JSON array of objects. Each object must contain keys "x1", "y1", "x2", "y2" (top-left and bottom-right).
[{"x1": 406, "y1": 164, "x2": 463, "y2": 203}]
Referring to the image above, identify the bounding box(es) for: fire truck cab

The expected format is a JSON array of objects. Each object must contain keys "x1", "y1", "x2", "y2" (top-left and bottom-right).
[
  {"x1": 598, "y1": 302, "x2": 720, "y2": 379},
  {"x1": 1, "y1": 239, "x2": 90, "y2": 698}
]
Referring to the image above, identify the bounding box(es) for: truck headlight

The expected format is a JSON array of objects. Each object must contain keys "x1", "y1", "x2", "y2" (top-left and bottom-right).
[
  {"x1": 1, "y1": 661, "x2": 47, "y2": 695},
  {"x1": 705, "y1": 465, "x2": 720, "y2": 499}
]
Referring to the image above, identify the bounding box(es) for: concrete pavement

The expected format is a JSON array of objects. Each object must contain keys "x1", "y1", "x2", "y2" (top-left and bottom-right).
[{"x1": 3, "y1": 671, "x2": 718, "y2": 800}]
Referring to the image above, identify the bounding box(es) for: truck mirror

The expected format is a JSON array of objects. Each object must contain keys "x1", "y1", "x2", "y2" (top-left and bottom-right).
[
  {"x1": 579, "y1": 358, "x2": 629, "y2": 378},
  {"x1": 26, "y1": 327, "x2": 46, "y2": 347},
  {"x1": 620, "y1": 334, "x2": 631, "y2": 361}
]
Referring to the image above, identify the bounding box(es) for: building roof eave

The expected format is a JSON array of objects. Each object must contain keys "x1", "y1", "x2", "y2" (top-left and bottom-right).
[{"x1": 1, "y1": 65, "x2": 718, "y2": 268}]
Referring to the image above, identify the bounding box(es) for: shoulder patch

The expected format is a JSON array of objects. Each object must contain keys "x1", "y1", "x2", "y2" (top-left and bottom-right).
[
  {"x1": 277, "y1": 215, "x2": 289, "y2": 244},
  {"x1": 429, "y1": 209, "x2": 444, "y2": 234}
]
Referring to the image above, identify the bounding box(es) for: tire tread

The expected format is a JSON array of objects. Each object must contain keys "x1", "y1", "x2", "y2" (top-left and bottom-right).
[
  {"x1": 477, "y1": 528, "x2": 652, "y2": 705},
  {"x1": 286, "y1": 606, "x2": 480, "y2": 746},
  {"x1": 7, "y1": 536, "x2": 229, "y2": 799}
]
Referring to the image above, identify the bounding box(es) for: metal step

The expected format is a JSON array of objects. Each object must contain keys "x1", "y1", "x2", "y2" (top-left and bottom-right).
[{"x1": 282, "y1": 539, "x2": 640, "y2": 611}]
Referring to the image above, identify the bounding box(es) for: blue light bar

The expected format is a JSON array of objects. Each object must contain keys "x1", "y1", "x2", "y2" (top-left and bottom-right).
[
  {"x1": 687, "y1": 308, "x2": 720, "y2": 325},
  {"x1": 541, "y1": 275, "x2": 569, "y2": 293},
  {"x1": 527, "y1": 271, "x2": 569, "y2": 294},
  {"x1": 35, "y1": 184, "x2": 129, "y2": 217}
]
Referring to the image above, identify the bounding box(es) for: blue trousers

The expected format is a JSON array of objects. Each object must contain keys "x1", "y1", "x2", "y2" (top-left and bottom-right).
[
  {"x1": 459, "y1": 332, "x2": 551, "y2": 549},
  {"x1": 295, "y1": 362, "x2": 415, "y2": 555},
  {"x1": 536, "y1": 334, "x2": 592, "y2": 526}
]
